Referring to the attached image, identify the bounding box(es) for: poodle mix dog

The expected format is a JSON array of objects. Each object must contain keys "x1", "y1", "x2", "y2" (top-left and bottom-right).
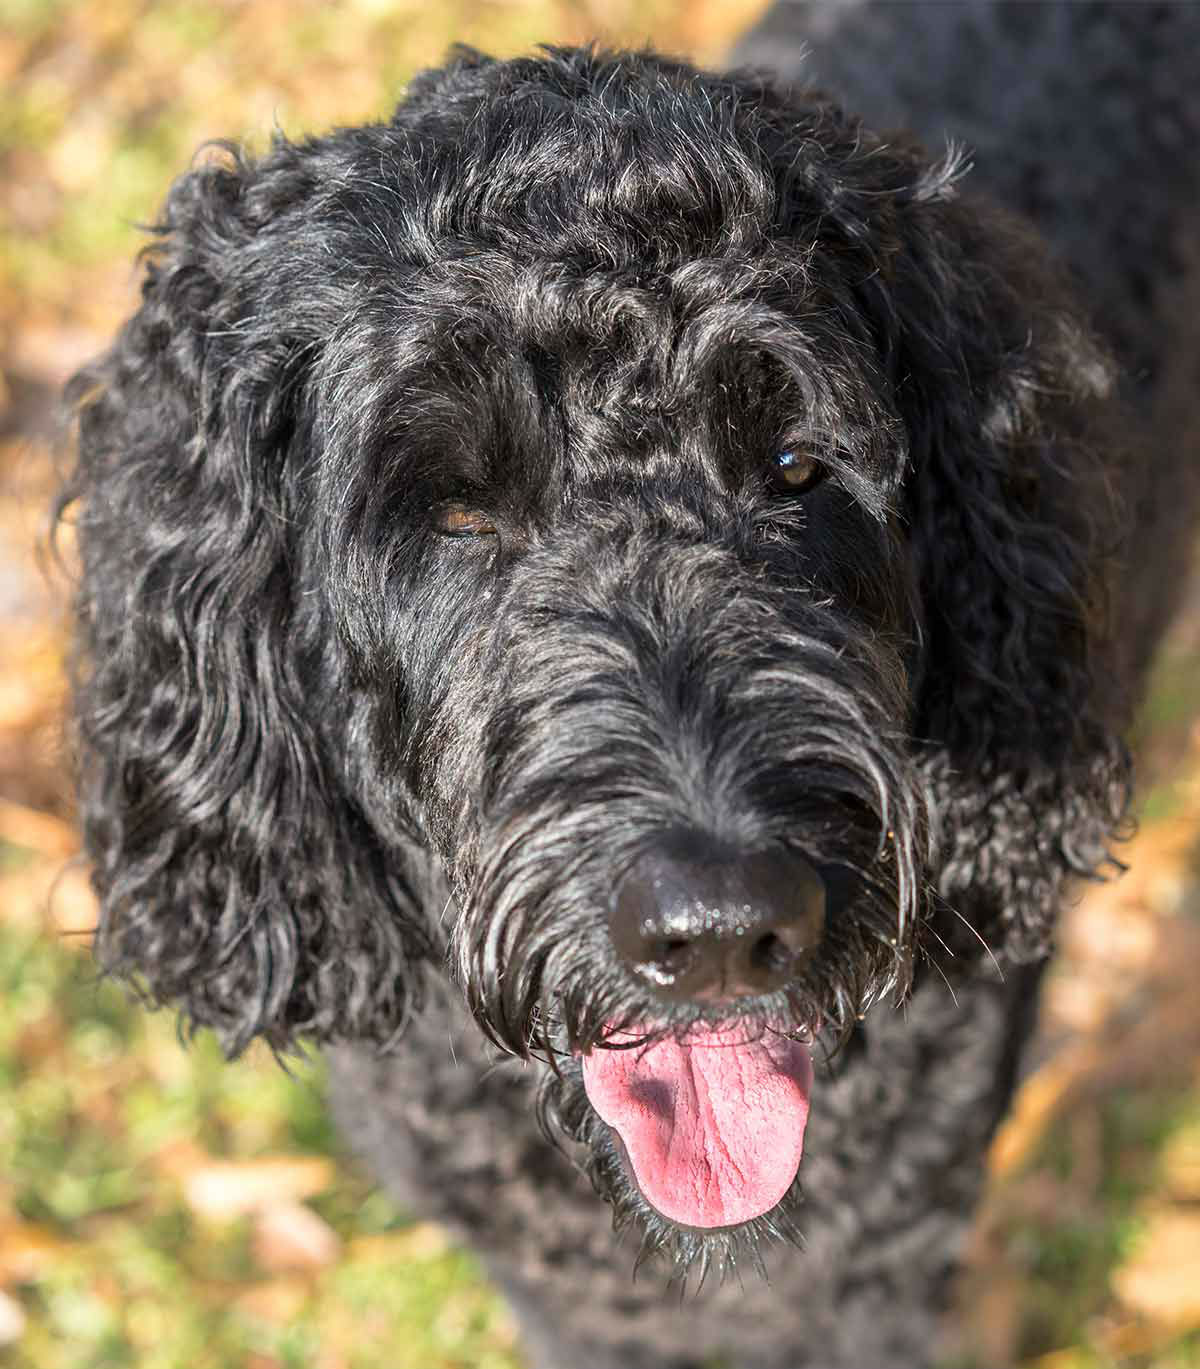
[{"x1": 61, "y1": 5, "x2": 1200, "y2": 1367}]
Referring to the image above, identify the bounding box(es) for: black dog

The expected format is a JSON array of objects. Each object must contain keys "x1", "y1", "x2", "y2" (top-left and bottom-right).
[{"x1": 60, "y1": 6, "x2": 1200, "y2": 1366}]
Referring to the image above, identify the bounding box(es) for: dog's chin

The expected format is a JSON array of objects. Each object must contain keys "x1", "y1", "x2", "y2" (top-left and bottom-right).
[{"x1": 578, "y1": 1022, "x2": 814, "y2": 1234}]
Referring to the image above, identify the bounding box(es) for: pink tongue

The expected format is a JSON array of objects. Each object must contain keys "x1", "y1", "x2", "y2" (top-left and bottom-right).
[{"x1": 580, "y1": 1028, "x2": 813, "y2": 1229}]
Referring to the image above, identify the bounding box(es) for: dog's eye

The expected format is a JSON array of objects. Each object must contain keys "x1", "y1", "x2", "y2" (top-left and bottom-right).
[
  {"x1": 434, "y1": 505, "x2": 497, "y2": 537},
  {"x1": 768, "y1": 448, "x2": 826, "y2": 494}
]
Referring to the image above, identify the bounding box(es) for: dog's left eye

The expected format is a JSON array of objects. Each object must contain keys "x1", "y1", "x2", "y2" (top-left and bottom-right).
[
  {"x1": 434, "y1": 505, "x2": 498, "y2": 537},
  {"x1": 768, "y1": 448, "x2": 826, "y2": 494}
]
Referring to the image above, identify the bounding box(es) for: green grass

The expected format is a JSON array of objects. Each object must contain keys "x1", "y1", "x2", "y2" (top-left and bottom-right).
[
  {"x1": 977, "y1": 1089, "x2": 1200, "y2": 1368},
  {"x1": 0, "y1": 916, "x2": 521, "y2": 1369}
]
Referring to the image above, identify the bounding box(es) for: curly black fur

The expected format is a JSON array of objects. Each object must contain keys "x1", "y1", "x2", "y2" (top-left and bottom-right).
[{"x1": 58, "y1": 17, "x2": 1200, "y2": 1368}]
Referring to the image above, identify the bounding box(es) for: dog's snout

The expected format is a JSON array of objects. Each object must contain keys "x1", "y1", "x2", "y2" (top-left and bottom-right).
[{"x1": 609, "y1": 833, "x2": 826, "y2": 1003}]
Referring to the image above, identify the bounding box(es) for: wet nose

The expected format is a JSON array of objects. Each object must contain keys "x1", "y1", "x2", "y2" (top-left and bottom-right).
[{"x1": 609, "y1": 832, "x2": 826, "y2": 1003}]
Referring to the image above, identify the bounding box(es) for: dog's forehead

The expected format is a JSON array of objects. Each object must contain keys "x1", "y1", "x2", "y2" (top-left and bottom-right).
[
  {"x1": 312, "y1": 54, "x2": 916, "y2": 499},
  {"x1": 396, "y1": 56, "x2": 781, "y2": 265},
  {"x1": 380, "y1": 46, "x2": 919, "y2": 279},
  {"x1": 375, "y1": 248, "x2": 903, "y2": 502}
]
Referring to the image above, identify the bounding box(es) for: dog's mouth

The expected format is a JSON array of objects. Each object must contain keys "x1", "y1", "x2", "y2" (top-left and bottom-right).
[{"x1": 579, "y1": 1024, "x2": 813, "y2": 1229}]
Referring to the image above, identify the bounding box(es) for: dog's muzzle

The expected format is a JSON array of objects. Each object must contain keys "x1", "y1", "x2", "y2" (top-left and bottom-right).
[{"x1": 576, "y1": 833, "x2": 824, "y2": 1231}]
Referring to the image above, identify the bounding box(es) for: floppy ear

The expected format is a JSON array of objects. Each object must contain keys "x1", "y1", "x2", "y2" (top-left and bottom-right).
[
  {"x1": 881, "y1": 169, "x2": 1131, "y2": 960},
  {"x1": 61, "y1": 143, "x2": 430, "y2": 1054}
]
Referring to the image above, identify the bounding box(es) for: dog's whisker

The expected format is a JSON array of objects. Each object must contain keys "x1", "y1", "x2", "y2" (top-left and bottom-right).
[
  {"x1": 926, "y1": 953, "x2": 960, "y2": 1009},
  {"x1": 941, "y1": 900, "x2": 1006, "y2": 984}
]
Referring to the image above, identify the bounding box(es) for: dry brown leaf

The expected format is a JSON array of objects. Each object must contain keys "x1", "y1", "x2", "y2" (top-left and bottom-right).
[
  {"x1": 1098, "y1": 1315, "x2": 1187, "y2": 1360},
  {"x1": 0, "y1": 865, "x2": 53, "y2": 930},
  {"x1": 234, "y1": 1277, "x2": 311, "y2": 1325},
  {"x1": 0, "y1": 1290, "x2": 25, "y2": 1348},
  {"x1": 0, "y1": 626, "x2": 66, "y2": 732},
  {"x1": 1024, "y1": 1350, "x2": 1086, "y2": 1369},
  {"x1": 44, "y1": 863, "x2": 98, "y2": 940},
  {"x1": 0, "y1": 1219, "x2": 72, "y2": 1283},
  {"x1": 251, "y1": 1201, "x2": 340, "y2": 1273},
  {"x1": 13, "y1": 1013, "x2": 67, "y2": 1069},
  {"x1": 0, "y1": 799, "x2": 77, "y2": 860},
  {"x1": 0, "y1": 32, "x2": 25, "y2": 87},
  {"x1": 1111, "y1": 1207, "x2": 1200, "y2": 1326},
  {"x1": 0, "y1": 859, "x2": 96, "y2": 939},
  {"x1": 346, "y1": 1222, "x2": 450, "y2": 1263},
  {"x1": 150, "y1": 1138, "x2": 212, "y2": 1183},
  {"x1": 958, "y1": 1265, "x2": 1025, "y2": 1369},
  {"x1": 1161, "y1": 1122, "x2": 1200, "y2": 1202},
  {"x1": 181, "y1": 1157, "x2": 335, "y2": 1220},
  {"x1": 0, "y1": 676, "x2": 49, "y2": 736},
  {"x1": 988, "y1": 1043, "x2": 1098, "y2": 1178}
]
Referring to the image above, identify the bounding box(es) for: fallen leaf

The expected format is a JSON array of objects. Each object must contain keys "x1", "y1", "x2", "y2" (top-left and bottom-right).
[
  {"x1": 13, "y1": 1014, "x2": 67, "y2": 1068},
  {"x1": 1098, "y1": 1315, "x2": 1185, "y2": 1359},
  {"x1": 44, "y1": 863, "x2": 98, "y2": 940},
  {"x1": 0, "y1": 1291, "x2": 25, "y2": 1348},
  {"x1": 0, "y1": 1220, "x2": 72, "y2": 1283},
  {"x1": 1112, "y1": 1207, "x2": 1200, "y2": 1326},
  {"x1": 0, "y1": 627, "x2": 66, "y2": 732},
  {"x1": 0, "y1": 799, "x2": 77, "y2": 860},
  {"x1": 959, "y1": 1266, "x2": 1025, "y2": 1369},
  {"x1": 0, "y1": 860, "x2": 97, "y2": 938},
  {"x1": 151, "y1": 1138, "x2": 212, "y2": 1183},
  {"x1": 234, "y1": 1277, "x2": 311, "y2": 1325},
  {"x1": 252, "y1": 1201, "x2": 340, "y2": 1273},
  {"x1": 346, "y1": 1222, "x2": 450, "y2": 1263},
  {"x1": 181, "y1": 1157, "x2": 335, "y2": 1220},
  {"x1": 1024, "y1": 1350, "x2": 1085, "y2": 1369},
  {"x1": 1161, "y1": 1121, "x2": 1200, "y2": 1201}
]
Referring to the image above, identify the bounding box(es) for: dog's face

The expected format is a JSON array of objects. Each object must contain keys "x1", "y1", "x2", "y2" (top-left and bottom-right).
[
  {"x1": 343, "y1": 230, "x2": 928, "y2": 1030},
  {"x1": 339, "y1": 233, "x2": 928, "y2": 1249},
  {"x1": 64, "y1": 46, "x2": 1127, "y2": 1270},
  {"x1": 312, "y1": 55, "x2": 932, "y2": 1250}
]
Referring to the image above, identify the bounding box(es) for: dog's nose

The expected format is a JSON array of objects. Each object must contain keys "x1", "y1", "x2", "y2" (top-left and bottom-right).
[{"x1": 609, "y1": 834, "x2": 825, "y2": 1003}]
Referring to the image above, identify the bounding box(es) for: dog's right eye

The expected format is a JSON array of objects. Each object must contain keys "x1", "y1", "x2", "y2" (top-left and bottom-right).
[
  {"x1": 767, "y1": 447, "x2": 826, "y2": 495},
  {"x1": 434, "y1": 505, "x2": 498, "y2": 538}
]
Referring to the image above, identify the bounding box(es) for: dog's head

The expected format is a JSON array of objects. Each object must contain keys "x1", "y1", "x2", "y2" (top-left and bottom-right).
[{"x1": 62, "y1": 46, "x2": 1129, "y2": 1264}]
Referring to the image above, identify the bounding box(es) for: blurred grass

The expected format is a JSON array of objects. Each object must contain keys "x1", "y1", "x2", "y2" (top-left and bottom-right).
[
  {"x1": 2, "y1": 2, "x2": 1200, "y2": 1368},
  {"x1": 0, "y1": 0, "x2": 769, "y2": 338},
  {"x1": 0, "y1": 881, "x2": 522, "y2": 1369},
  {"x1": 985, "y1": 1093, "x2": 1200, "y2": 1369}
]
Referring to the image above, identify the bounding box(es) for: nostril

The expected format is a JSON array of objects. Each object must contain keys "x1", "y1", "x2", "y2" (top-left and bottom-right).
[
  {"x1": 655, "y1": 938, "x2": 693, "y2": 968},
  {"x1": 642, "y1": 938, "x2": 696, "y2": 985},
  {"x1": 748, "y1": 930, "x2": 795, "y2": 977}
]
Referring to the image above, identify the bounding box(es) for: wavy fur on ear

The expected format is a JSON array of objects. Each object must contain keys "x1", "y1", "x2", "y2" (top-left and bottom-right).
[
  {"x1": 735, "y1": 88, "x2": 1133, "y2": 957},
  {"x1": 60, "y1": 144, "x2": 431, "y2": 1054},
  {"x1": 883, "y1": 171, "x2": 1132, "y2": 957}
]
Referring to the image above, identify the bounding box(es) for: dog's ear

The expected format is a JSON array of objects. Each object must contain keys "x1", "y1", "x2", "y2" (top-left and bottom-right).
[
  {"x1": 875, "y1": 162, "x2": 1131, "y2": 959},
  {"x1": 60, "y1": 143, "x2": 430, "y2": 1054}
]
